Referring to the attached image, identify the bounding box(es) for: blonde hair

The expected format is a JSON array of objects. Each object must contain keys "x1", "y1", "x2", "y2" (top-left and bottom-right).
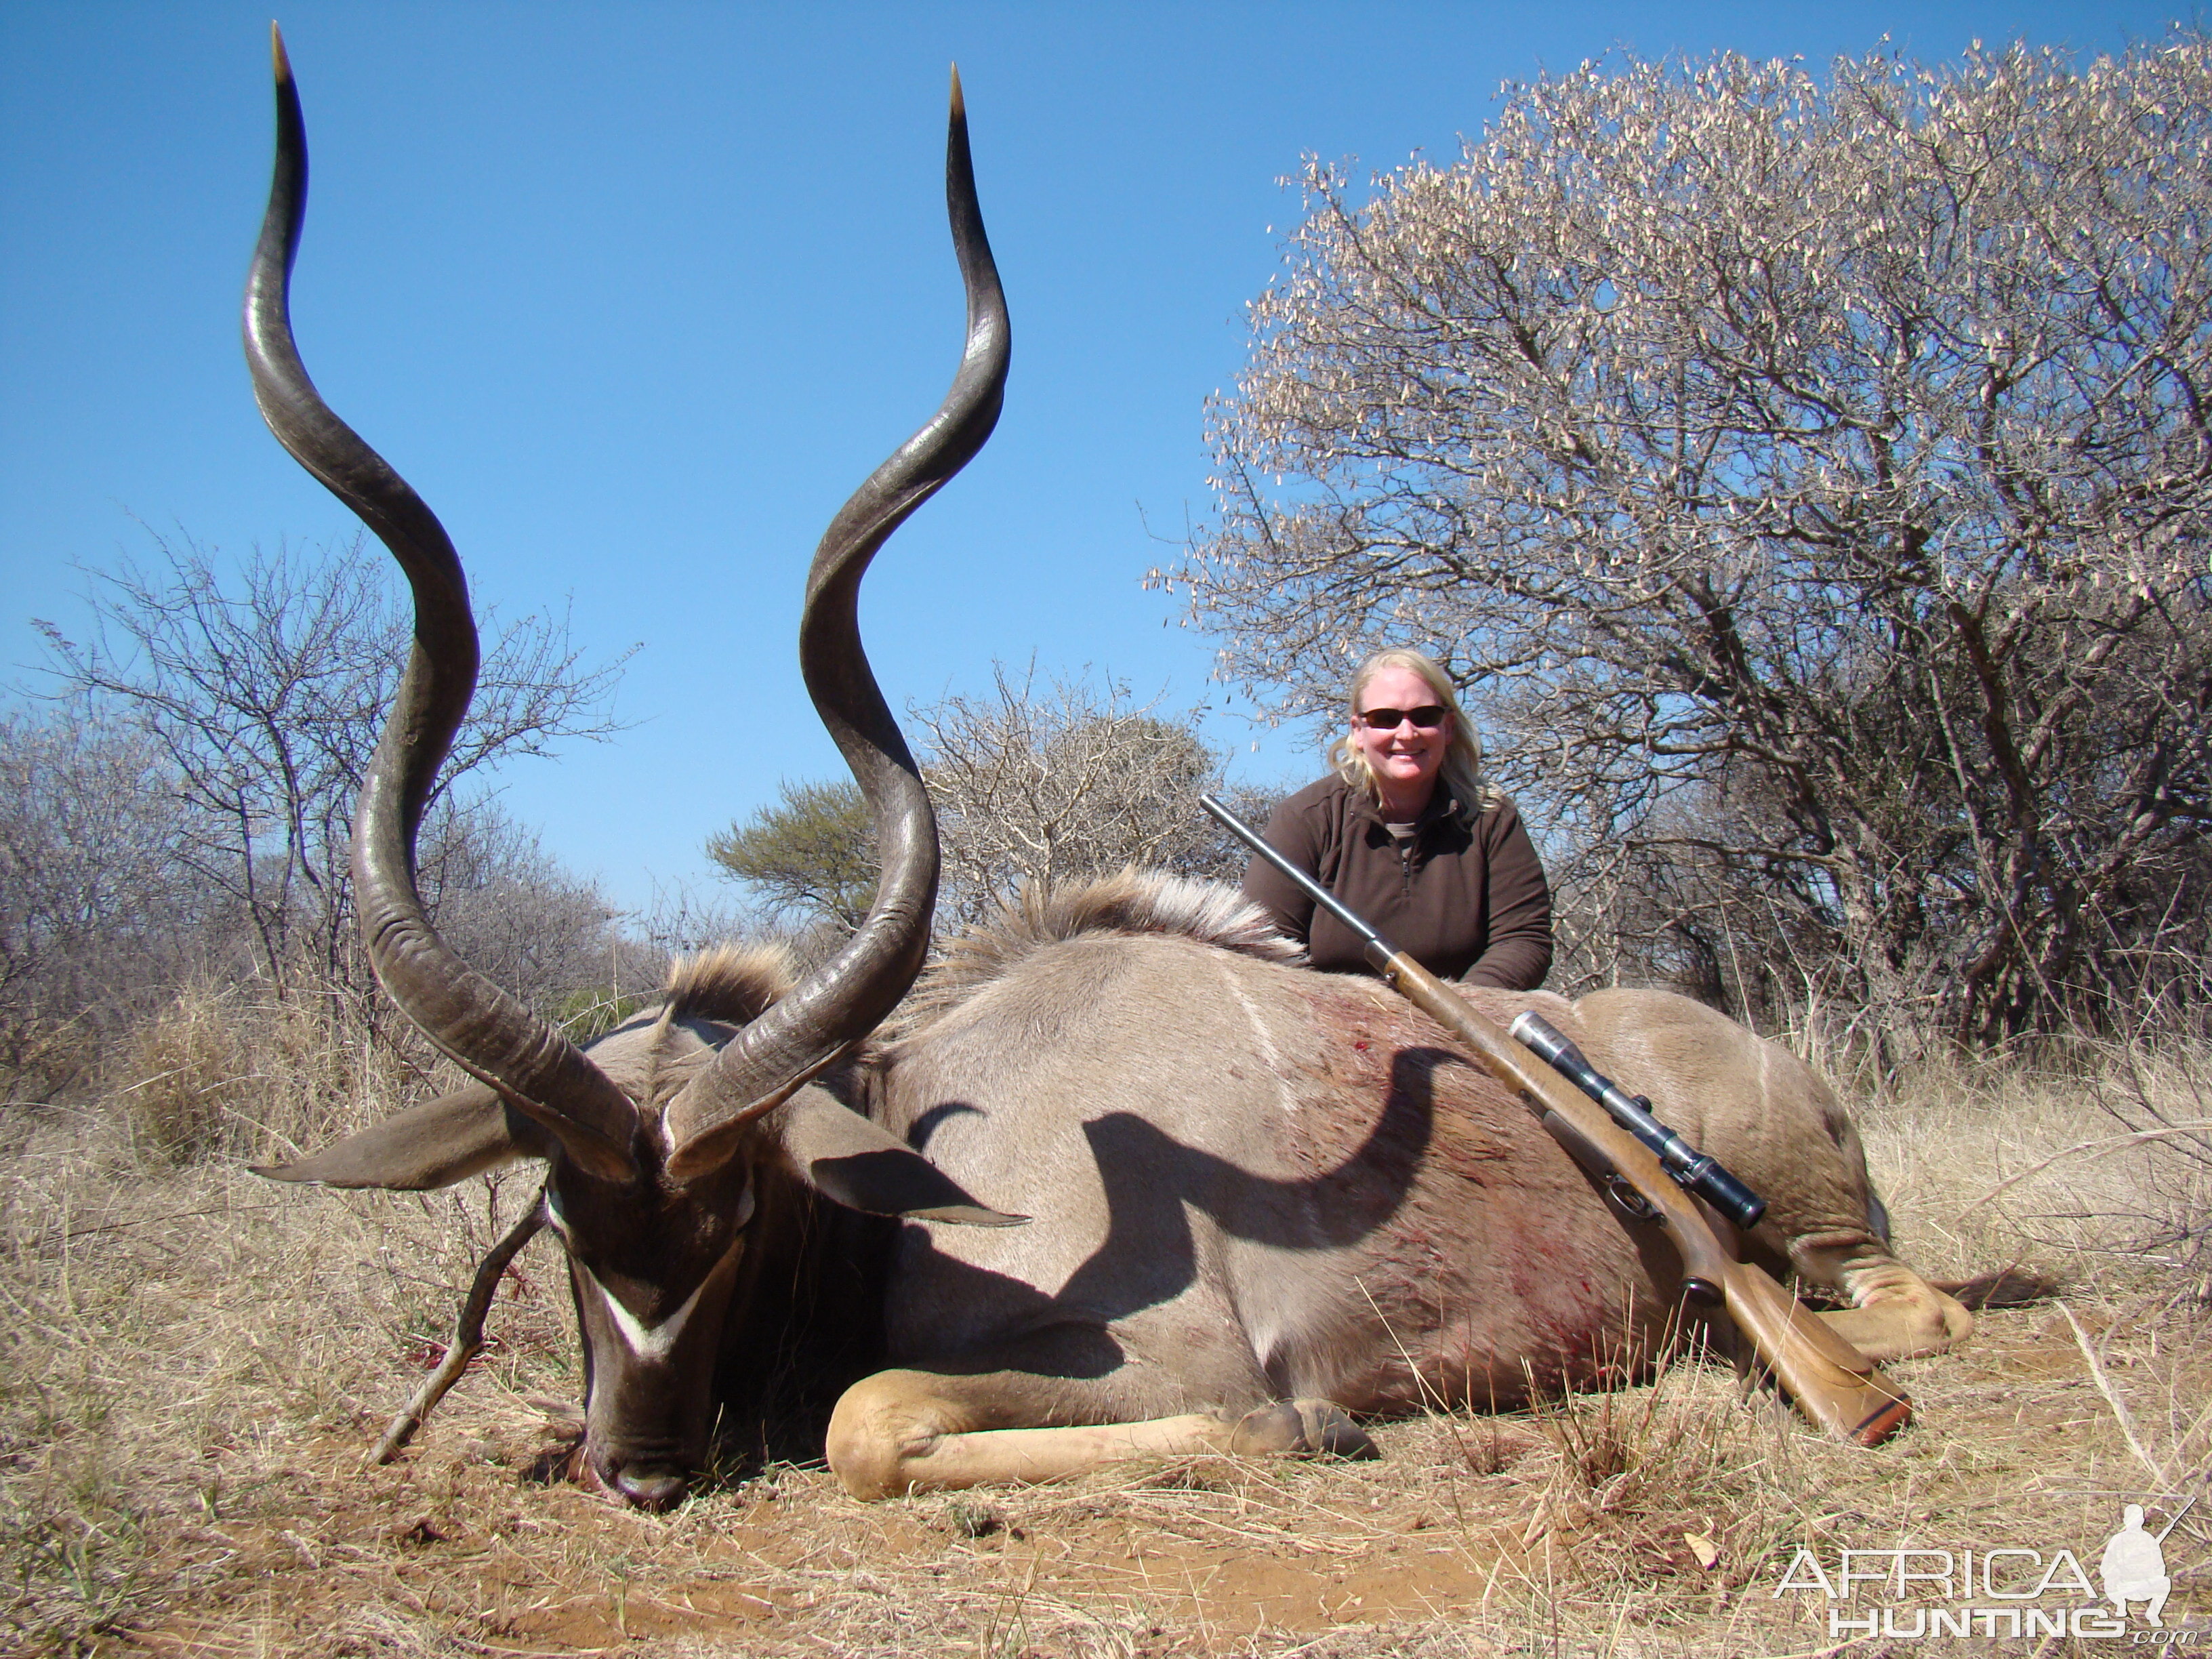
[{"x1": 1327, "y1": 648, "x2": 1490, "y2": 819}]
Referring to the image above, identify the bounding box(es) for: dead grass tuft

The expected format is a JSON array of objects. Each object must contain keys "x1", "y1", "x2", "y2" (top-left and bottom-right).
[
  {"x1": 0, "y1": 1029, "x2": 2205, "y2": 1654},
  {"x1": 109, "y1": 987, "x2": 260, "y2": 1165},
  {"x1": 103, "y1": 979, "x2": 439, "y2": 1171}
]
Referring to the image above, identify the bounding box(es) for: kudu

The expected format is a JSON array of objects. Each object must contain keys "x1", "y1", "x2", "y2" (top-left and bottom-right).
[
  {"x1": 249, "y1": 35, "x2": 1984, "y2": 1508},
  {"x1": 246, "y1": 31, "x2": 1017, "y2": 1508}
]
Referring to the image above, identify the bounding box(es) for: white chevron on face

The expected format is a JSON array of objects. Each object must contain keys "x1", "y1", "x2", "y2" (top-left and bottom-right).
[{"x1": 551, "y1": 1184, "x2": 755, "y2": 1364}]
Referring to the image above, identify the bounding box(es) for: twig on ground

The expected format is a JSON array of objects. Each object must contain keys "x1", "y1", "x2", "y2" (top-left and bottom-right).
[{"x1": 369, "y1": 1187, "x2": 550, "y2": 1465}]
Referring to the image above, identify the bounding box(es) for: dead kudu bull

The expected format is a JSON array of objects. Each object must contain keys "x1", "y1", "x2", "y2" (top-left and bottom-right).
[{"x1": 247, "y1": 37, "x2": 1981, "y2": 1509}]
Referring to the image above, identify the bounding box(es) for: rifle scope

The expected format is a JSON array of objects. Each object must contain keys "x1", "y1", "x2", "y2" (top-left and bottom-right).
[{"x1": 1508, "y1": 1012, "x2": 1768, "y2": 1232}]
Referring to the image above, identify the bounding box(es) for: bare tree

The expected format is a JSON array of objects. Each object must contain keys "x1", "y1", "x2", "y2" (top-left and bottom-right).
[
  {"x1": 0, "y1": 710, "x2": 203, "y2": 1090},
  {"x1": 33, "y1": 530, "x2": 632, "y2": 998},
  {"x1": 912, "y1": 663, "x2": 1265, "y2": 926},
  {"x1": 623, "y1": 879, "x2": 759, "y2": 969},
  {"x1": 708, "y1": 668, "x2": 1278, "y2": 937},
  {"x1": 1163, "y1": 39, "x2": 2212, "y2": 1048},
  {"x1": 0, "y1": 701, "x2": 634, "y2": 1106},
  {"x1": 417, "y1": 801, "x2": 622, "y2": 1019}
]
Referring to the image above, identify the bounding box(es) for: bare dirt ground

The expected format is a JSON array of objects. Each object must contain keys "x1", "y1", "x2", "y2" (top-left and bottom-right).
[{"x1": 4, "y1": 1044, "x2": 2207, "y2": 1657}]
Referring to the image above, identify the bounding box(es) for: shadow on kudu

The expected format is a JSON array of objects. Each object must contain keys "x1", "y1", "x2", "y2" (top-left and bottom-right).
[
  {"x1": 245, "y1": 30, "x2": 1992, "y2": 1510},
  {"x1": 882, "y1": 1047, "x2": 1453, "y2": 1388}
]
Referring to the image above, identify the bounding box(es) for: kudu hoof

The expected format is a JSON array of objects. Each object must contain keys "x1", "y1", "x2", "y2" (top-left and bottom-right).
[{"x1": 1227, "y1": 1398, "x2": 1379, "y2": 1461}]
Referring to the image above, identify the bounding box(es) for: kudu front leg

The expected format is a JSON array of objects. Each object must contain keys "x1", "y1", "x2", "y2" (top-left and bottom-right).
[
  {"x1": 826, "y1": 1364, "x2": 1374, "y2": 1500},
  {"x1": 1796, "y1": 1236, "x2": 1976, "y2": 1362}
]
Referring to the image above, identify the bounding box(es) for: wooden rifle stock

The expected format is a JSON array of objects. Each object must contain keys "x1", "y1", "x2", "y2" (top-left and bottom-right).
[{"x1": 1200, "y1": 795, "x2": 1910, "y2": 1446}]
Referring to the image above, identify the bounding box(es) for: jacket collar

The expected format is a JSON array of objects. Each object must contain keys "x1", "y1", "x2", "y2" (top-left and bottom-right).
[{"x1": 1349, "y1": 779, "x2": 1462, "y2": 834}]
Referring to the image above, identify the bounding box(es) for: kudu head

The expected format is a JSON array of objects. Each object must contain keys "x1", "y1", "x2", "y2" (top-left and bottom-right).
[{"x1": 243, "y1": 28, "x2": 1015, "y2": 1509}]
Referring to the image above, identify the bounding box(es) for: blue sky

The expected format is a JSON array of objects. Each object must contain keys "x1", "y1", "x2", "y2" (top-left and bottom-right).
[{"x1": 1, "y1": 1, "x2": 2187, "y2": 912}]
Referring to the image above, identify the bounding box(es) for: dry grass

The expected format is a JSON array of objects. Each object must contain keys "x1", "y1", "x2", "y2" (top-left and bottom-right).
[
  {"x1": 102, "y1": 981, "x2": 443, "y2": 1170},
  {"x1": 2, "y1": 1014, "x2": 2207, "y2": 1656}
]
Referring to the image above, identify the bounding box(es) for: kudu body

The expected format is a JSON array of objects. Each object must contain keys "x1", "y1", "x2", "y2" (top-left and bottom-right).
[
  {"x1": 248, "y1": 36, "x2": 1975, "y2": 1508},
  {"x1": 801, "y1": 874, "x2": 1975, "y2": 1497}
]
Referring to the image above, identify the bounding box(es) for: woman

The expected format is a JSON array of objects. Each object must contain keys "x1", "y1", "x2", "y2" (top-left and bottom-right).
[{"x1": 1239, "y1": 648, "x2": 1553, "y2": 987}]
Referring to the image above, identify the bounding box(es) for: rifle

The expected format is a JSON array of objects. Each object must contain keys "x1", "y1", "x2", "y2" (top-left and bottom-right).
[{"x1": 1200, "y1": 794, "x2": 1910, "y2": 1446}]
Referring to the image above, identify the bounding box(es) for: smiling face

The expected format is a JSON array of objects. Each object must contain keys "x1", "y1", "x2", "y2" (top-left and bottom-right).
[{"x1": 1351, "y1": 664, "x2": 1452, "y2": 818}]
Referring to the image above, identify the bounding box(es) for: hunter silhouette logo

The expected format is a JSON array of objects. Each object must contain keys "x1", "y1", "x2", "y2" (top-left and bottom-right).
[
  {"x1": 2102, "y1": 1500, "x2": 2192, "y2": 1627},
  {"x1": 1774, "y1": 1496, "x2": 2199, "y2": 1641}
]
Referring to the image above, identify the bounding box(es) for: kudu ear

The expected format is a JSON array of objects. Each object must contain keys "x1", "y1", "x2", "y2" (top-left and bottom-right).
[
  {"x1": 767, "y1": 1087, "x2": 1024, "y2": 1226},
  {"x1": 251, "y1": 1083, "x2": 555, "y2": 1191}
]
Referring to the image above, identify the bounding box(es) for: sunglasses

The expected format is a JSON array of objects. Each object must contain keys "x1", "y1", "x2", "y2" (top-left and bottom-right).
[{"x1": 1356, "y1": 705, "x2": 1448, "y2": 731}]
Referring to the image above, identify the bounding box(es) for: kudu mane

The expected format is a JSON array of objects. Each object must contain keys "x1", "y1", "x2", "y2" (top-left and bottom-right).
[
  {"x1": 580, "y1": 947, "x2": 802, "y2": 1115},
  {"x1": 661, "y1": 943, "x2": 796, "y2": 1027},
  {"x1": 899, "y1": 871, "x2": 1302, "y2": 1029}
]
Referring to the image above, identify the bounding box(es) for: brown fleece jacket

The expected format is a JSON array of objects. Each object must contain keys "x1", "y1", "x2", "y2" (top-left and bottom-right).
[{"x1": 1238, "y1": 775, "x2": 1553, "y2": 987}]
